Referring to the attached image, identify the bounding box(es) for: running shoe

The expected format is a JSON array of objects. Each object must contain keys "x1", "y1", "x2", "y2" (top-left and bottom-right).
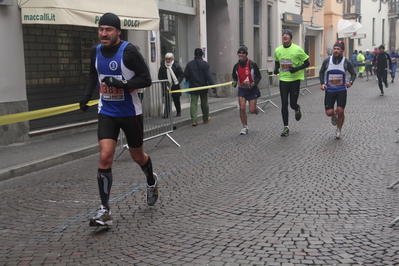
[
  {"x1": 240, "y1": 127, "x2": 249, "y2": 135},
  {"x1": 281, "y1": 127, "x2": 289, "y2": 137},
  {"x1": 295, "y1": 104, "x2": 302, "y2": 121},
  {"x1": 331, "y1": 111, "x2": 337, "y2": 126},
  {"x1": 380, "y1": 92, "x2": 384, "y2": 96},
  {"x1": 385, "y1": 82, "x2": 389, "y2": 88},
  {"x1": 89, "y1": 205, "x2": 112, "y2": 226},
  {"x1": 147, "y1": 173, "x2": 159, "y2": 206},
  {"x1": 335, "y1": 129, "x2": 341, "y2": 139}
]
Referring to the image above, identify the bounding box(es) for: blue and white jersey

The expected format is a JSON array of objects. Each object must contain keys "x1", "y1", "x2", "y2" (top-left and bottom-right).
[
  {"x1": 95, "y1": 41, "x2": 142, "y2": 117},
  {"x1": 389, "y1": 52, "x2": 399, "y2": 64},
  {"x1": 325, "y1": 56, "x2": 347, "y2": 92}
]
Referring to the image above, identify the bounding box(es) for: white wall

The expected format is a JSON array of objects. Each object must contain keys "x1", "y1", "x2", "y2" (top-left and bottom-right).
[
  {"x1": 0, "y1": 1, "x2": 27, "y2": 103},
  {"x1": 358, "y1": 1, "x2": 389, "y2": 51}
]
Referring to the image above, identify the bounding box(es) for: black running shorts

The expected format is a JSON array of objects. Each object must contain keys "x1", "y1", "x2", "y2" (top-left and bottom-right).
[
  {"x1": 97, "y1": 114, "x2": 144, "y2": 148},
  {"x1": 238, "y1": 86, "x2": 260, "y2": 101},
  {"x1": 324, "y1": 90, "x2": 347, "y2": 110}
]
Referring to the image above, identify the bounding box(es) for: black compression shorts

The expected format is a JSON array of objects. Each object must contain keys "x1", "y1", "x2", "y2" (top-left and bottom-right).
[
  {"x1": 324, "y1": 90, "x2": 347, "y2": 110},
  {"x1": 98, "y1": 114, "x2": 144, "y2": 148}
]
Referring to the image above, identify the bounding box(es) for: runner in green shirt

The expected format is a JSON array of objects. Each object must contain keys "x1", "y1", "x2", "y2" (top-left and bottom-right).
[{"x1": 274, "y1": 29, "x2": 310, "y2": 137}]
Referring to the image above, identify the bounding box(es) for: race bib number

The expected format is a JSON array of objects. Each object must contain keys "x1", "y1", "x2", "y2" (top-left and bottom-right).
[
  {"x1": 100, "y1": 83, "x2": 124, "y2": 101},
  {"x1": 328, "y1": 74, "x2": 343, "y2": 87},
  {"x1": 281, "y1": 59, "x2": 293, "y2": 72},
  {"x1": 366, "y1": 60, "x2": 371, "y2": 64},
  {"x1": 392, "y1": 58, "x2": 397, "y2": 63}
]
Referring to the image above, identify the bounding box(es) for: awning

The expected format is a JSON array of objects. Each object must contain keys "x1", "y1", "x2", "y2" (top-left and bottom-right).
[
  {"x1": 337, "y1": 19, "x2": 365, "y2": 39},
  {"x1": 18, "y1": 0, "x2": 159, "y2": 31},
  {"x1": 304, "y1": 23, "x2": 324, "y2": 31}
]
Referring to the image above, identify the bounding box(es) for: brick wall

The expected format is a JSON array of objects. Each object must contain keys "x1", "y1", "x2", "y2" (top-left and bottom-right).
[{"x1": 23, "y1": 24, "x2": 98, "y2": 89}]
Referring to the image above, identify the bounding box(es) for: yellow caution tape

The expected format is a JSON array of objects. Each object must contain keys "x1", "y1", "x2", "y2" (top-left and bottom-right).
[
  {"x1": 0, "y1": 100, "x2": 99, "y2": 126},
  {"x1": 169, "y1": 81, "x2": 233, "y2": 93},
  {"x1": 267, "y1": 66, "x2": 321, "y2": 77},
  {"x1": 306, "y1": 66, "x2": 321, "y2": 70}
]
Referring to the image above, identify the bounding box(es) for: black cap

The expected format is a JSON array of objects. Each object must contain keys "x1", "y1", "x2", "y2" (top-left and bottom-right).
[
  {"x1": 379, "y1": 44, "x2": 385, "y2": 50},
  {"x1": 194, "y1": 48, "x2": 203, "y2": 57},
  {"x1": 333, "y1": 41, "x2": 345, "y2": 50},
  {"x1": 99, "y1": 13, "x2": 121, "y2": 30},
  {"x1": 237, "y1": 46, "x2": 248, "y2": 55},
  {"x1": 282, "y1": 29, "x2": 293, "y2": 39}
]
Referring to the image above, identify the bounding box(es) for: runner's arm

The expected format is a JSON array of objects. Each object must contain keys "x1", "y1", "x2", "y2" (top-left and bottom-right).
[
  {"x1": 346, "y1": 59, "x2": 356, "y2": 84},
  {"x1": 274, "y1": 61, "x2": 280, "y2": 75},
  {"x1": 252, "y1": 62, "x2": 262, "y2": 86},
  {"x1": 318, "y1": 58, "x2": 329, "y2": 84},
  {"x1": 123, "y1": 44, "x2": 152, "y2": 89}
]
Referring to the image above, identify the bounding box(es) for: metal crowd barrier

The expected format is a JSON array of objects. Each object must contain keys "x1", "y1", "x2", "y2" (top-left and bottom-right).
[
  {"x1": 300, "y1": 70, "x2": 312, "y2": 96},
  {"x1": 115, "y1": 79, "x2": 180, "y2": 160},
  {"x1": 257, "y1": 69, "x2": 278, "y2": 113}
]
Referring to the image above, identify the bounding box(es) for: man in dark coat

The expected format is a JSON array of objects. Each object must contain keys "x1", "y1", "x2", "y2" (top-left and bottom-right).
[{"x1": 184, "y1": 48, "x2": 216, "y2": 126}]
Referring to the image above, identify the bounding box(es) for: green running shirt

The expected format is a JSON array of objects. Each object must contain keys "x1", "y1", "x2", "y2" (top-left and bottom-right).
[{"x1": 274, "y1": 43, "x2": 309, "y2": 82}]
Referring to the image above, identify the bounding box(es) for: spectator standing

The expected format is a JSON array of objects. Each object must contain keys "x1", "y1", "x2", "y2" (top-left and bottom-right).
[
  {"x1": 184, "y1": 48, "x2": 216, "y2": 126},
  {"x1": 356, "y1": 50, "x2": 365, "y2": 78},
  {"x1": 158, "y1": 53, "x2": 185, "y2": 117}
]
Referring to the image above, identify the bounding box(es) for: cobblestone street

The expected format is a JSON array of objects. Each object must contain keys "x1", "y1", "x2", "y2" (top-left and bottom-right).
[{"x1": 1, "y1": 79, "x2": 399, "y2": 265}]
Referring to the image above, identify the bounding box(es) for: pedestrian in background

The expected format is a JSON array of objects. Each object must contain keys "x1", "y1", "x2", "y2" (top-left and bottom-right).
[
  {"x1": 158, "y1": 53, "x2": 184, "y2": 117},
  {"x1": 351, "y1": 50, "x2": 358, "y2": 70},
  {"x1": 184, "y1": 48, "x2": 216, "y2": 126},
  {"x1": 319, "y1": 41, "x2": 356, "y2": 139},
  {"x1": 372, "y1": 47, "x2": 378, "y2": 77},
  {"x1": 372, "y1": 44, "x2": 392, "y2": 96},
  {"x1": 274, "y1": 29, "x2": 310, "y2": 137},
  {"x1": 389, "y1": 47, "x2": 398, "y2": 83},
  {"x1": 356, "y1": 50, "x2": 365, "y2": 78},
  {"x1": 232, "y1": 46, "x2": 261, "y2": 135},
  {"x1": 79, "y1": 13, "x2": 158, "y2": 227},
  {"x1": 364, "y1": 49, "x2": 373, "y2": 81}
]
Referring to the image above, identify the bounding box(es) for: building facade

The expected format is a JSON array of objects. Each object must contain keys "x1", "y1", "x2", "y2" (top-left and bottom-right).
[{"x1": 1, "y1": 0, "x2": 398, "y2": 146}]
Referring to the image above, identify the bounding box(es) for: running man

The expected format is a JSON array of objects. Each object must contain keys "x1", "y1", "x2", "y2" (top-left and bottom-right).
[
  {"x1": 372, "y1": 45, "x2": 392, "y2": 96},
  {"x1": 232, "y1": 46, "x2": 261, "y2": 135},
  {"x1": 319, "y1": 41, "x2": 356, "y2": 139},
  {"x1": 389, "y1": 47, "x2": 398, "y2": 83},
  {"x1": 274, "y1": 29, "x2": 310, "y2": 137},
  {"x1": 79, "y1": 13, "x2": 158, "y2": 227}
]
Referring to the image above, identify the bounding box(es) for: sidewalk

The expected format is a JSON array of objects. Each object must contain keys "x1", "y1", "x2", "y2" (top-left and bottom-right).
[{"x1": 0, "y1": 79, "x2": 318, "y2": 181}]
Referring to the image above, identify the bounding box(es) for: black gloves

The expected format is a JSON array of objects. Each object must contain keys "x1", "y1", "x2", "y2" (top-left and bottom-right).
[
  {"x1": 273, "y1": 69, "x2": 279, "y2": 75},
  {"x1": 289, "y1": 67, "x2": 300, "y2": 73},
  {"x1": 101, "y1": 76, "x2": 128, "y2": 89},
  {"x1": 79, "y1": 94, "x2": 91, "y2": 112},
  {"x1": 232, "y1": 81, "x2": 237, "y2": 88}
]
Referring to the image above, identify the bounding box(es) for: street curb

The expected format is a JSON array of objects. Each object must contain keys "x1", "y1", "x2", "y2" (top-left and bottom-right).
[{"x1": 0, "y1": 144, "x2": 99, "y2": 182}]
